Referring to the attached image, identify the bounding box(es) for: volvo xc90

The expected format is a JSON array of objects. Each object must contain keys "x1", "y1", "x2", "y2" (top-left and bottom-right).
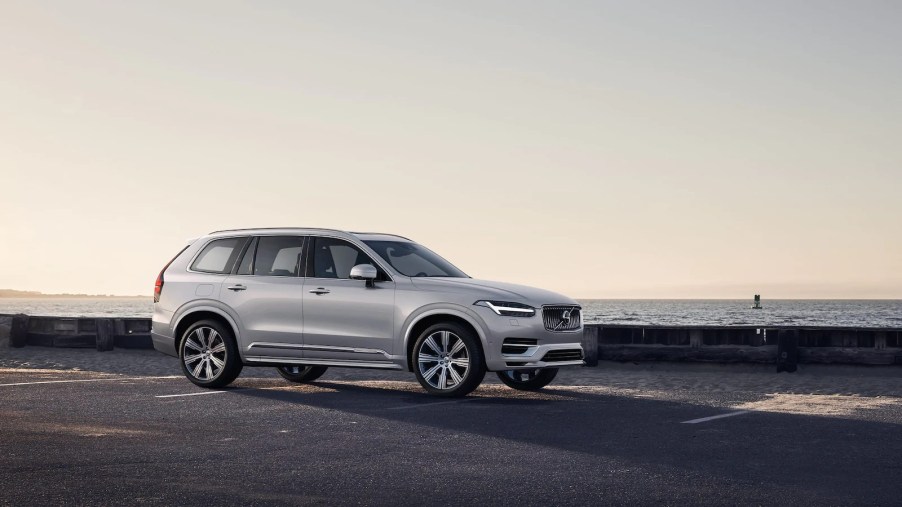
[{"x1": 152, "y1": 228, "x2": 584, "y2": 397}]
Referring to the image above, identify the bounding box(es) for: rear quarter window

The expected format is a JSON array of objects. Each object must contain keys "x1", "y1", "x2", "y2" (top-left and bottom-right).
[{"x1": 190, "y1": 237, "x2": 247, "y2": 274}]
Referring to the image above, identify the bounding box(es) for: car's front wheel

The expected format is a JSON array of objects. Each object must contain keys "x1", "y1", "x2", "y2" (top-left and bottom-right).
[
  {"x1": 179, "y1": 319, "x2": 243, "y2": 389},
  {"x1": 412, "y1": 323, "x2": 486, "y2": 397},
  {"x1": 497, "y1": 368, "x2": 558, "y2": 391},
  {"x1": 276, "y1": 365, "x2": 328, "y2": 383}
]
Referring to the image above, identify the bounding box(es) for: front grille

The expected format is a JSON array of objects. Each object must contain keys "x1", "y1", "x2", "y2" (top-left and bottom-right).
[
  {"x1": 542, "y1": 349, "x2": 584, "y2": 362},
  {"x1": 542, "y1": 306, "x2": 582, "y2": 332},
  {"x1": 502, "y1": 338, "x2": 537, "y2": 355}
]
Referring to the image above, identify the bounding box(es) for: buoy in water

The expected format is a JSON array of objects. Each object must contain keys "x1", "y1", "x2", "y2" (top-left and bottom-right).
[{"x1": 751, "y1": 294, "x2": 763, "y2": 309}]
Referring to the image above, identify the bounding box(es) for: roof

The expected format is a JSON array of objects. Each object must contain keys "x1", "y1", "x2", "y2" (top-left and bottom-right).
[{"x1": 205, "y1": 227, "x2": 411, "y2": 241}]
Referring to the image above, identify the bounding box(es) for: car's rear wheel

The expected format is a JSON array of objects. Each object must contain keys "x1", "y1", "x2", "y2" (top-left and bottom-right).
[
  {"x1": 179, "y1": 319, "x2": 242, "y2": 388},
  {"x1": 497, "y1": 368, "x2": 558, "y2": 391},
  {"x1": 412, "y1": 323, "x2": 486, "y2": 397},
  {"x1": 276, "y1": 365, "x2": 328, "y2": 383}
]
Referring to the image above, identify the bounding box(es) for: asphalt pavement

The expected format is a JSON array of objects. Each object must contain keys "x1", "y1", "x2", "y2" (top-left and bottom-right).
[{"x1": 1, "y1": 349, "x2": 901, "y2": 506}]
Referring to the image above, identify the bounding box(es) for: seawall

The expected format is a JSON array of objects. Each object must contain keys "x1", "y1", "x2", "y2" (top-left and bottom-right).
[{"x1": 3, "y1": 314, "x2": 902, "y2": 367}]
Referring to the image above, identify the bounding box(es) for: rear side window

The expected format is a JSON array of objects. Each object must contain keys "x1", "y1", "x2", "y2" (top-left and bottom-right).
[
  {"x1": 190, "y1": 237, "x2": 248, "y2": 274},
  {"x1": 254, "y1": 236, "x2": 306, "y2": 277}
]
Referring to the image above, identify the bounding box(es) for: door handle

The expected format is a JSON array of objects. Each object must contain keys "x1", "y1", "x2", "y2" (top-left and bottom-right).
[
  {"x1": 227, "y1": 284, "x2": 247, "y2": 291},
  {"x1": 309, "y1": 288, "x2": 330, "y2": 295}
]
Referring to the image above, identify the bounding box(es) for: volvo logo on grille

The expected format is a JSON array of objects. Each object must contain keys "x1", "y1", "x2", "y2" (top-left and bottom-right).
[{"x1": 552, "y1": 308, "x2": 576, "y2": 330}]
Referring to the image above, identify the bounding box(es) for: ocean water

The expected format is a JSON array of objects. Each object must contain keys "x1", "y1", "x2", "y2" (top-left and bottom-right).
[
  {"x1": 579, "y1": 299, "x2": 902, "y2": 328},
  {"x1": 1, "y1": 298, "x2": 900, "y2": 328}
]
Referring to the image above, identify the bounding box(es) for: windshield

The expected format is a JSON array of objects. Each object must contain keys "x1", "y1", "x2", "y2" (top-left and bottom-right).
[{"x1": 363, "y1": 240, "x2": 468, "y2": 278}]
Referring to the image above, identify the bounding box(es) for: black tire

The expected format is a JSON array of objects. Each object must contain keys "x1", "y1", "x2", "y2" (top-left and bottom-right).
[
  {"x1": 412, "y1": 322, "x2": 486, "y2": 397},
  {"x1": 496, "y1": 368, "x2": 558, "y2": 391},
  {"x1": 179, "y1": 319, "x2": 243, "y2": 389},
  {"x1": 276, "y1": 365, "x2": 328, "y2": 383}
]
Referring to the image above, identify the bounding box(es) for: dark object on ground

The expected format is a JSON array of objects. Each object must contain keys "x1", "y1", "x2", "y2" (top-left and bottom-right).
[
  {"x1": 777, "y1": 329, "x2": 799, "y2": 373},
  {"x1": 95, "y1": 318, "x2": 115, "y2": 352},
  {"x1": 9, "y1": 315, "x2": 28, "y2": 348}
]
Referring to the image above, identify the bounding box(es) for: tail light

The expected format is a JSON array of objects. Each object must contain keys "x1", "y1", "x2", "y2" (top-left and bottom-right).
[
  {"x1": 153, "y1": 270, "x2": 165, "y2": 303},
  {"x1": 154, "y1": 246, "x2": 190, "y2": 303}
]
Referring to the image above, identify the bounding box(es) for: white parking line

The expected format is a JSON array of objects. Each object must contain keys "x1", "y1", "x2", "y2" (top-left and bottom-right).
[
  {"x1": 681, "y1": 410, "x2": 751, "y2": 424},
  {"x1": 0, "y1": 376, "x2": 181, "y2": 387},
  {"x1": 385, "y1": 398, "x2": 477, "y2": 411},
  {"x1": 155, "y1": 391, "x2": 231, "y2": 398}
]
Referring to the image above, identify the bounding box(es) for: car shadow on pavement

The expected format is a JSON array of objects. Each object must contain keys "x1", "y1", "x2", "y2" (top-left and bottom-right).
[{"x1": 226, "y1": 376, "x2": 902, "y2": 505}]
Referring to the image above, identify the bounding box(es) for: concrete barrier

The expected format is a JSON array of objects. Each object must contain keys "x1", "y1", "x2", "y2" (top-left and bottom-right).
[
  {"x1": 0, "y1": 315, "x2": 12, "y2": 348},
  {"x1": 1, "y1": 314, "x2": 152, "y2": 351},
  {"x1": 5, "y1": 314, "x2": 901, "y2": 366},
  {"x1": 585, "y1": 324, "x2": 902, "y2": 366}
]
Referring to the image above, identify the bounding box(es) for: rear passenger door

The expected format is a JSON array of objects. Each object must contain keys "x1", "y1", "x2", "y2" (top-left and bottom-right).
[{"x1": 220, "y1": 236, "x2": 307, "y2": 358}]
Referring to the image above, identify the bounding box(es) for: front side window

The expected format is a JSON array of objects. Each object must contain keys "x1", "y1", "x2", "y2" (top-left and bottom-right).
[
  {"x1": 191, "y1": 237, "x2": 248, "y2": 274},
  {"x1": 253, "y1": 236, "x2": 305, "y2": 277},
  {"x1": 311, "y1": 237, "x2": 386, "y2": 280},
  {"x1": 363, "y1": 240, "x2": 467, "y2": 278}
]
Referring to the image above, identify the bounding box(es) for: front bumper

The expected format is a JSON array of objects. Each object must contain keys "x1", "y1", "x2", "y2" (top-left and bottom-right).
[
  {"x1": 475, "y1": 306, "x2": 585, "y2": 371},
  {"x1": 499, "y1": 342, "x2": 585, "y2": 369}
]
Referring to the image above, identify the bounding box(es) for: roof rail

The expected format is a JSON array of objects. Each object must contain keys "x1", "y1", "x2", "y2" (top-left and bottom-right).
[
  {"x1": 207, "y1": 227, "x2": 345, "y2": 235},
  {"x1": 205, "y1": 227, "x2": 413, "y2": 242},
  {"x1": 350, "y1": 232, "x2": 413, "y2": 241}
]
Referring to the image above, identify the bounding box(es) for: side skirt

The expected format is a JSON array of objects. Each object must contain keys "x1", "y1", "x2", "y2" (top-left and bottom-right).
[{"x1": 243, "y1": 356, "x2": 405, "y2": 370}]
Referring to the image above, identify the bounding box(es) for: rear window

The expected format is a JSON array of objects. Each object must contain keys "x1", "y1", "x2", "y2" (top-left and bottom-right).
[{"x1": 190, "y1": 237, "x2": 247, "y2": 274}]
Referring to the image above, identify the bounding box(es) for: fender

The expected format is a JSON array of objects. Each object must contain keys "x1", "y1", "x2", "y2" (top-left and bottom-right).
[
  {"x1": 401, "y1": 303, "x2": 490, "y2": 357},
  {"x1": 171, "y1": 300, "x2": 245, "y2": 358}
]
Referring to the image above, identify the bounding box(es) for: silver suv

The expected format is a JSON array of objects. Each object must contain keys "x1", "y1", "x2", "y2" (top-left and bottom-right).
[{"x1": 152, "y1": 228, "x2": 584, "y2": 397}]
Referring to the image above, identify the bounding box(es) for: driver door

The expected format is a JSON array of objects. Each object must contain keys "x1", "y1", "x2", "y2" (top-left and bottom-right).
[{"x1": 301, "y1": 236, "x2": 395, "y2": 363}]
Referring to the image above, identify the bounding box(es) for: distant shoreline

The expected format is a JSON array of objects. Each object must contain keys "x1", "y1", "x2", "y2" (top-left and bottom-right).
[{"x1": 0, "y1": 290, "x2": 149, "y2": 299}]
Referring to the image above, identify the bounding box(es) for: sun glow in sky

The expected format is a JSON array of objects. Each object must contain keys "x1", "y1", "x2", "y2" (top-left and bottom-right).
[{"x1": 1, "y1": 1, "x2": 900, "y2": 298}]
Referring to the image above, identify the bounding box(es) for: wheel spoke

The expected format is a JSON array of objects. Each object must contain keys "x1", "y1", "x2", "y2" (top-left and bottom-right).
[
  {"x1": 185, "y1": 338, "x2": 204, "y2": 352},
  {"x1": 448, "y1": 366, "x2": 463, "y2": 385},
  {"x1": 192, "y1": 359, "x2": 205, "y2": 378},
  {"x1": 210, "y1": 343, "x2": 226, "y2": 353},
  {"x1": 184, "y1": 353, "x2": 204, "y2": 363},
  {"x1": 194, "y1": 328, "x2": 207, "y2": 348},
  {"x1": 450, "y1": 358, "x2": 469, "y2": 368},
  {"x1": 418, "y1": 353, "x2": 440, "y2": 363},
  {"x1": 210, "y1": 355, "x2": 225, "y2": 369},
  {"x1": 422, "y1": 363, "x2": 442, "y2": 381},
  {"x1": 438, "y1": 368, "x2": 448, "y2": 389},
  {"x1": 440, "y1": 331, "x2": 450, "y2": 353},
  {"x1": 205, "y1": 360, "x2": 213, "y2": 379},
  {"x1": 424, "y1": 336, "x2": 442, "y2": 355},
  {"x1": 449, "y1": 339, "x2": 465, "y2": 356}
]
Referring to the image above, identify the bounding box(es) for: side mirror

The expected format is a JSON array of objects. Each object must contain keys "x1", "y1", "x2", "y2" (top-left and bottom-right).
[{"x1": 349, "y1": 264, "x2": 378, "y2": 287}]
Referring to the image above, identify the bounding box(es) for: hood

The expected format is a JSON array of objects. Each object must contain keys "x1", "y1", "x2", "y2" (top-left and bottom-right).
[{"x1": 410, "y1": 277, "x2": 579, "y2": 306}]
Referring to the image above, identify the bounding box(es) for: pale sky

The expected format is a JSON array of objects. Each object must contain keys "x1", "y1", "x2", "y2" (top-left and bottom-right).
[{"x1": 1, "y1": 1, "x2": 900, "y2": 298}]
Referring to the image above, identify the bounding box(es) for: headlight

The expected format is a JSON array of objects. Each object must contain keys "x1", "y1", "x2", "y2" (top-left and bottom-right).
[{"x1": 474, "y1": 300, "x2": 536, "y2": 317}]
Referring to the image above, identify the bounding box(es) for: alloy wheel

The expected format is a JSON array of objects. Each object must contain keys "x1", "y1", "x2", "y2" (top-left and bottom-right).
[
  {"x1": 417, "y1": 330, "x2": 470, "y2": 390},
  {"x1": 183, "y1": 326, "x2": 227, "y2": 381}
]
